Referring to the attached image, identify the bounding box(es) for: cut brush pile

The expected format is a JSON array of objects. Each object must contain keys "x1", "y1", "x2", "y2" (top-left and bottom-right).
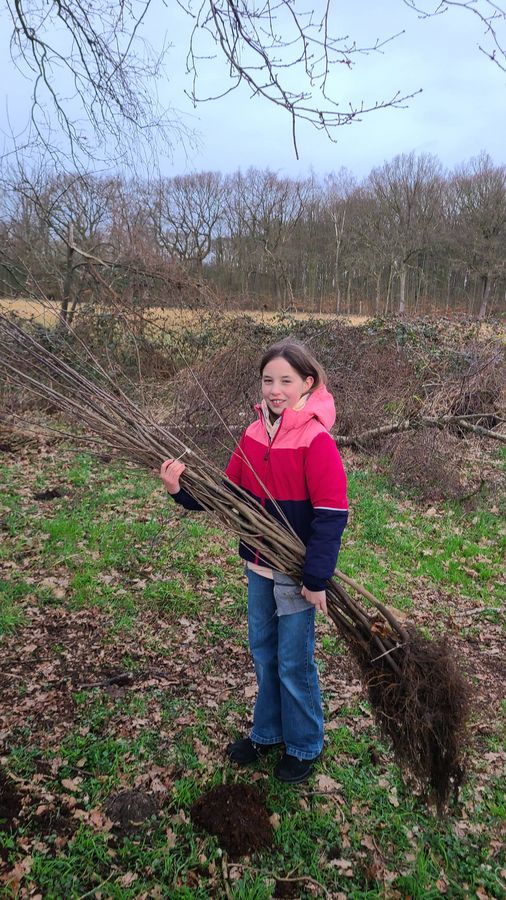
[{"x1": 0, "y1": 314, "x2": 471, "y2": 809}]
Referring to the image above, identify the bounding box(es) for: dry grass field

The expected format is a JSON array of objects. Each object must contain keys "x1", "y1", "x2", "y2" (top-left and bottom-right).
[
  {"x1": 2, "y1": 298, "x2": 504, "y2": 345},
  {"x1": 0, "y1": 297, "x2": 370, "y2": 328}
]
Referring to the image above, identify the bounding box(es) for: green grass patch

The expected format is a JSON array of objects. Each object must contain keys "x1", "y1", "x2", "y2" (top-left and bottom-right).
[
  {"x1": 0, "y1": 577, "x2": 30, "y2": 634},
  {"x1": 342, "y1": 470, "x2": 505, "y2": 607},
  {"x1": 1, "y1": 447, "x2": 504, "y2": 899}
]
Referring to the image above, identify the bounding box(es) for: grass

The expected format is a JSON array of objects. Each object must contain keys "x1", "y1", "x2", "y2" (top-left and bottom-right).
[
  {"x1": 342, "y1": 467, "x2": 505, "y2": 611},
  {"x1": 0, "y1": 447, "x2": 504, "y2": 898},
  {"x1": 0, "y1": 578, "x2": 29, "y2": 634}
]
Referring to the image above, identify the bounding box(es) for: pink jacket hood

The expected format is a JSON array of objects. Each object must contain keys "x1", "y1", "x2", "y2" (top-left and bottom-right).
[{"x1": 255, "y1": 384, "x2": 336, "y2": 433}]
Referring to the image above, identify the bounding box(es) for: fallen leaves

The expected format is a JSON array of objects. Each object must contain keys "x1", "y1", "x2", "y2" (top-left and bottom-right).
[
  {"x1": 86, "y1": 807, "x2": 114, "y2": 832},
  {"x1": 118, "y1": 871, "x2": 138, "y2": 887},
  {"x1": 61, "y1": 777, "x2": 83, "y2": 793},
  {"x1": 0, "y1": 856, "x2": 34, "y2": 894},
  {"x1": 165, "y1": 827, "x2": 177, "y2": 848},
  {"x1": 314, "y1": 773, "x2": 342, "y2": 794},
  {"x1": 328, "y1": 857, "x2": 354, "y2": 877}
]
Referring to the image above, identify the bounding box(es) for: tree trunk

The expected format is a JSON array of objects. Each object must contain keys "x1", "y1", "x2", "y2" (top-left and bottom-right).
[
  {"x1": 67, "y1": 293, "x2": 80, "y2": 326},
  {"x1": 60, "y1": 222, "x2": 75, "y2": 325},
  {"x1": 399, "y1": 264, "x2": 407, "y2": 315},
  {"x1": 385, "y1": 264, "x2": 394, "y2": 315},
  {"x1": 478, "y1": 273, "x2": 491, "y2": 319},
  {"x1": 333, "y1": 208, "x2": 345, "y2": 315},
  {"x1": 375, "y1": 271, "x2": 381, "y2": 315}
]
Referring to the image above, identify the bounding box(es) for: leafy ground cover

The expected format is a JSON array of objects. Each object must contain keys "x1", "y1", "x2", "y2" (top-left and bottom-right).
[{"x1": 0, "y1": 441, "x2": 505, "y2": 898}]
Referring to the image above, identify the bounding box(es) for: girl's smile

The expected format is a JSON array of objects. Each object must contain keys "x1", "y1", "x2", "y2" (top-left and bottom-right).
[{"x1": 261, "y1": 357, "x2": 314, "y2": 416}]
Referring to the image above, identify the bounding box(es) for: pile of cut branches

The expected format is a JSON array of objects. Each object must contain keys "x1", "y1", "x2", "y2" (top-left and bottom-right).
[
  {"x1": 171, "y1": 316, "x2": 505, "y2": 501},
  {"x1": 0, "y1": 314, "x2": 470, "y2": 809}
]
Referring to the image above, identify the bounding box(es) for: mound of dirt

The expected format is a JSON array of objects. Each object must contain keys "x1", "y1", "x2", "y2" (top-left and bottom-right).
[
  {"x1": 0, "y1": 768, "x2": 22, "y2": 832},
  {"x1": 273, "y1": 879, "x2": 301, "y2": 898},
  {"x1": 190, "y1": 783, "x2": 274, "y2": 858},
  {"x1": 105, "y1": 790, "x2": 158, "y2": 835}
]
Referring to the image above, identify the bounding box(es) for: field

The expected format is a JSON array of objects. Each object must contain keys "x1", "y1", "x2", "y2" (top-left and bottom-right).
[
  {"x1": 1, "y1": 437, "x2": 505, "y2": 898},
  {"x1": 0, "y1": 298, "x2": 371, "y2": 329},
  {"x1": 0, "y1": 309, "x2": 505, "y2": 898}
]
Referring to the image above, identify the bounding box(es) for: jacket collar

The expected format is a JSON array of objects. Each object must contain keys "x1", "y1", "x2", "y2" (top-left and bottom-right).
[{"x1": 255, "y1": 385, "x2": 336, "y2": 434}]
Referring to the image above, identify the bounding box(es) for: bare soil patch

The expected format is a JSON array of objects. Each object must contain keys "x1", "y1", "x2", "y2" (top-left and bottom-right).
[
  {"x1": 0, "y1": 768, "x2": 21, "y2": 831},
  {"x1": 105, "y1": 790, "x2": 159, "y2": 836},
  {"x1": 190, "y1": 783, "x2": 274, "y2": 858}
]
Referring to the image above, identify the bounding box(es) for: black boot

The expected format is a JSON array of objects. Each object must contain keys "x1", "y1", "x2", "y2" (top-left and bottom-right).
[
  {"x1": 274, "y1": 752, "x2": 320, "y2": 783},
  {"x1": 226, "y1": 737, "x2": 282, "y2": 764}
]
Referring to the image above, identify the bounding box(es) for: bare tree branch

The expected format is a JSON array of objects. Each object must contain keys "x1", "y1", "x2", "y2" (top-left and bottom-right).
[
  {"x1": 2, "y1": 1, "x2": 506, "y2": 166},
  {"x1": 403, "y1": 1, "x2": 506, "y2": 71},
  {"x1": 334, "y1": 414, "x2": 506, "y2": 447},
  {"x1": 4, "y1": 0, "x2": 193, "y2": 167},
  {"x1": 184, "y1": 0, "x2": 422, "y2": 157}
]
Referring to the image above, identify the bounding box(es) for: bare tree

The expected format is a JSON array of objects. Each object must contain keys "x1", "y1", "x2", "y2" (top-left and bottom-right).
[
  {"x1": 149, "y1": 173, "x2": 225, "y2": 271},
  {"x1": 322, "y1": 171, "x2": 357, "y2": 313},
  {"x1": 2, "y1": 156, "x2": 505, "y2": 318},
  {"x1": 367, "y1": 153, "x2": 444, "y2": 313},
  {"x1": 343, "y1": 185, "x2": 395, "y2": 315},
  {"x1": 184, "y1": 2, "x2": 422, "y2": 157},
  {"x1": 3, "y1": 0, "x2": 192, "y2": 167},
  {"x1": 448, "y1": 153, "x2": 506, "y2": 318},
  {"x1": 1, "y1": 166, "x2": 121, "y2": 319},
  {"x1": 225, "y1": 169, "x2": 310, "y2": 306},
  {"x1": 185, "y1": 2, "x2": 506, "y2": 156}
]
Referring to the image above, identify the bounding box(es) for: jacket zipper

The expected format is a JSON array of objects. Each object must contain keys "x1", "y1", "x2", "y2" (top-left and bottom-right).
[
  {"x1": 255, "y1": 411, "x2": 283, "y2": 563},
  {"x1": 263, "y1": 411, "x2": 284, "y2": 461}
]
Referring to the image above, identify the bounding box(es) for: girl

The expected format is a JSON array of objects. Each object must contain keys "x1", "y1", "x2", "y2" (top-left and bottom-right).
[{"x1": 160, "y1": 339, "x2": 348, "y2": 784}]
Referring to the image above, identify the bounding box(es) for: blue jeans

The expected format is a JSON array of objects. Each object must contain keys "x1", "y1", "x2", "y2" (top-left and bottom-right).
[{"x1": 247, "y1": 569, "x2": 324, "y2": 760}]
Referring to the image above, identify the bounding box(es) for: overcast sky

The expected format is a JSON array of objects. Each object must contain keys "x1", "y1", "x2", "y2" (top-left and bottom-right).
[{"x1": 1, "y1": 0, "x2": 505, "y2": 179}]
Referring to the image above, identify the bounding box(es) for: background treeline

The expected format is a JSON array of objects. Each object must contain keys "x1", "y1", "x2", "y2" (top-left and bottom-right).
[{"x1": 1, "y1": 150, "x2": 505, "y2": 318}]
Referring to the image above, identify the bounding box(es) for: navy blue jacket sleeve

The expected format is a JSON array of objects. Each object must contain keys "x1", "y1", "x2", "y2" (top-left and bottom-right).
[
  {"x1": 302, "y1": 432, "x2": 348, "y2": 591},
  {"x1": 302, "y1": 509, "x2": 348, "y2": 591},
  {"x1": 169, "y1": 487, "x2": 204, "y2": 511}
]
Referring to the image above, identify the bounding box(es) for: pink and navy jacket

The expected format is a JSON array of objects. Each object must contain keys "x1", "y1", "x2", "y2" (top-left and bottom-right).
[{"x1": 171, "y1": 385, "x2": 348, "y2": 592}]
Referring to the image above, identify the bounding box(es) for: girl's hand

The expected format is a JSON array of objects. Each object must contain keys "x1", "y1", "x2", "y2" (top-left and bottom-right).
[
  {"x1": 160, "y1": 458, "x2": 186, "y2": 494},
  {"x1": 302, "y1": 587, "x2": 328, "y2": 615}
]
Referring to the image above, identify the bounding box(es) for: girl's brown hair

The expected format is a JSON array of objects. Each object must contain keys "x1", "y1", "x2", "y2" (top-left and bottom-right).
[{"x1": 260, "y1": 338, "x2": 327, "y2": 390}]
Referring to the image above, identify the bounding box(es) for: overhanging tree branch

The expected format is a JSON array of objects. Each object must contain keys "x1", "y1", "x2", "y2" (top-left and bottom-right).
[
  {"x1": 403, "y1": 0, "x2": 506, "y2": 72},
  {"x1": 3, "y1": 1, "x2": 506, "y2": 165},
  {"x1": 185, "y1": 0, "x2": 422, "y2": 157},
  {"x1": 4, "y1": 0, "x2": 192, "y2": 166}
]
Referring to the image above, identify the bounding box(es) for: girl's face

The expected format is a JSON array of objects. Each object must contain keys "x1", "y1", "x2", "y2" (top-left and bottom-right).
[{"x1": 261, "y1": 357, "x2": 314, "y2": 416}]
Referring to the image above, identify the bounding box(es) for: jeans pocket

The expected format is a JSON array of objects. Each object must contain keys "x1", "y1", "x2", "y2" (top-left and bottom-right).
[{"x1": 273, "y1": 571, "x2": 313, "y2": 616}]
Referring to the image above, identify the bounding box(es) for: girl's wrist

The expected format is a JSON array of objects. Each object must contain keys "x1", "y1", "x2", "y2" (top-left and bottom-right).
[{"x1": 302, "y1": 575, "x2": 326, "y2": 592}]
